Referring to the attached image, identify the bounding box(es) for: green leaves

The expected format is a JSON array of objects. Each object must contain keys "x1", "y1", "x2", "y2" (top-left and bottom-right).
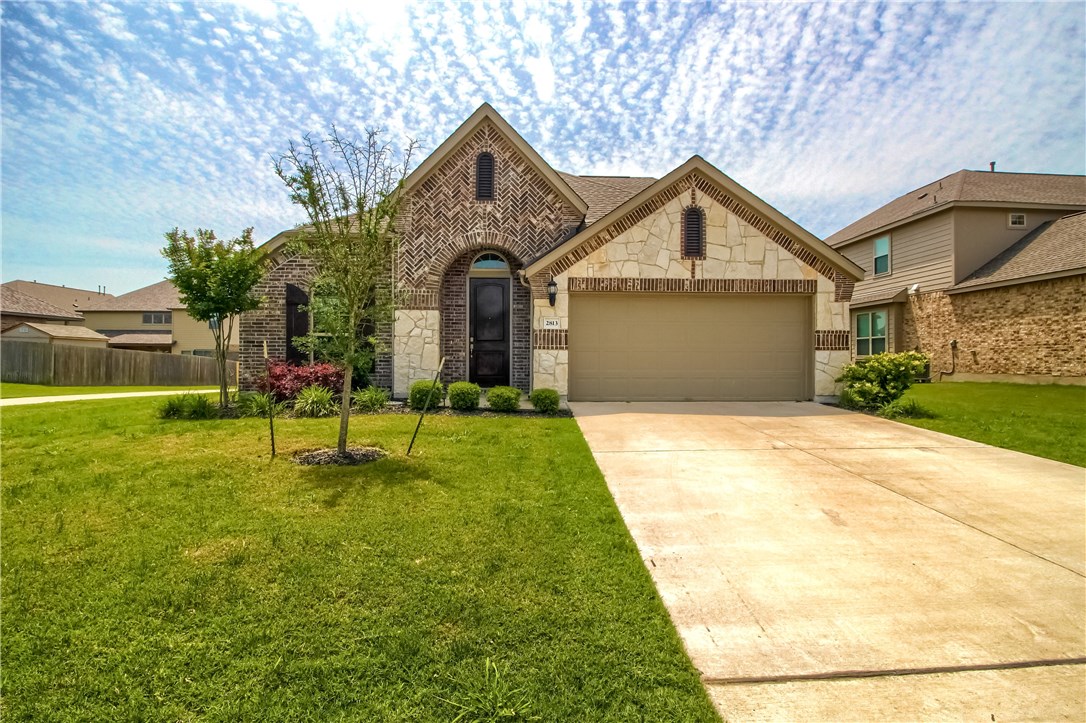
[
  {"x1": 836, "y1": 351, "x2": 930, "y2": 411},
  {"x1": 161, "y1": 227, "x2": 263, "y2": 324}
]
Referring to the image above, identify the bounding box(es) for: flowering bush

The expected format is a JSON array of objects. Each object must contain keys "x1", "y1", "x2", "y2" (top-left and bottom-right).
[
  {"x1": 835, "y1": 351, "x2": 929, "y2": 411},
  {"x1": 258, "y1": 360, "x2": 344, "y2": 401}
]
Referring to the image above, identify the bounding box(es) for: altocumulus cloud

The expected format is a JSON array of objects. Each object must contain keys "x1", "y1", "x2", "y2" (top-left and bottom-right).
[{"x1": 2, "y1": 0, "x2": 1083, "y2": 291}]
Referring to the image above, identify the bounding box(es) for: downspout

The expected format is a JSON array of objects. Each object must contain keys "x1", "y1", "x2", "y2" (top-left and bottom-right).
[
  {"x1": 517, "y1": 269, "x2": 534, "y2": 393},
  {"x1": 937, "y1": 339, "x2": 958, "y2": 381}
]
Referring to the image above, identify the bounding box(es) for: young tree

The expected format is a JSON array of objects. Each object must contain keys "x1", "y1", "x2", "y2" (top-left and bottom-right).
[
  {"x1": 274, "y1": 127, "x2": 417, "y2": 454},
  {"x1": 162, "y1": 227, "x2": 264, "y2": 408}
]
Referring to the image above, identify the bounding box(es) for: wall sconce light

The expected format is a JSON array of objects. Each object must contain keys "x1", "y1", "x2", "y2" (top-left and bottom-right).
[{"x1": 547, "y1": 278, "x2": 558, "y2": 307}]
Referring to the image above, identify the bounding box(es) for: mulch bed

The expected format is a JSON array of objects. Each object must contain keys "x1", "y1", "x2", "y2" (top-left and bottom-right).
[{"x1": 292, "y1": 446, "x2": 387, "y2": 466}]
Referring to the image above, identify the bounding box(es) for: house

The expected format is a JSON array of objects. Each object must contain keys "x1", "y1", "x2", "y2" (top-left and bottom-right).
[
  {"x1": 240, "y1": 104, "x2": 864, "y2": 401},
  {"x1": 1, "y1": 322, "x2": 109, "y2": 347},
  {"x1": 0, "y1": 285, "x2": 85, "y2": 332},
  {"x1": 1, "y1": 280, "x2": 112, "y2": 313},
  {"x1": 80, "y1": 279, "x2": 239, "y2": 356},
  {"x1": 826, "y1": 171, "x2": 1086, "y2": 384}
]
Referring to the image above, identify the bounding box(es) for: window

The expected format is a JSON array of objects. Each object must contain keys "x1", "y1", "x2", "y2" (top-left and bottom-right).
[
  {"x1": 855, "y1": 310, "x2": 887, "y2": 356},
  {"x1": 476, "y1": 152, "x2": 495, "y2": 201},
  {"x1": 285, "y1": 283, "x2": 310, "y2": 364},
  {"x1": 142, "y1": 312, "x2": 172, "y2": 324},
  {"x1": 873, "y1": 235, "x2": 890, "y2": 276},
  {"x1": 471, "y1": 252, "x2": 509, "y2": 272},
  {"x1": 681, "y1": 207, "x2": 706, "y2": 259},
  {"x1": 1008, "y1": 213, "x2": 1026, "y2": 228}
]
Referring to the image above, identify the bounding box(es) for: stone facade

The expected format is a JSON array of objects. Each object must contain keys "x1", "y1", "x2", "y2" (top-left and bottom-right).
[
  {"x1": 532, "y1": 177, "x2": 853, "y2": 398},
  {"x1": 902, "y1": 275, "x2": 1086, "y2": 382}
]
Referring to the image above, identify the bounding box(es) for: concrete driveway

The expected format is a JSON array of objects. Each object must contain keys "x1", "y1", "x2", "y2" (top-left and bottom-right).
[{"x1": 570, "y1": 401, "x2": 1086, "y2": 722}]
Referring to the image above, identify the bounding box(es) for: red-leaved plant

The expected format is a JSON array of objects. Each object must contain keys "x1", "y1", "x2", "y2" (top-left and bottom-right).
[{"x1": 258, "y1": 360, "x2": 344, "y2": 401}]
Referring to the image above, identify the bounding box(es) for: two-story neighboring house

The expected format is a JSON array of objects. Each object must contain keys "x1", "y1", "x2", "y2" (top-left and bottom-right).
[
  {"x1": 826, "y1": 170, "x2": 1086, "y2": 384},
  {"x1": 81, "y1": 279, "x2": 239, "y2": 357}
]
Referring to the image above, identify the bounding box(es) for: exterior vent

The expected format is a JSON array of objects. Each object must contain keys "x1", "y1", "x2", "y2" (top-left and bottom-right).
[
  {"x1": 682, "y1": 206, "x2": 706, "y2": 259},
  {"x1": 476, "y1": 152, "x2": 495, "y2": 201}
]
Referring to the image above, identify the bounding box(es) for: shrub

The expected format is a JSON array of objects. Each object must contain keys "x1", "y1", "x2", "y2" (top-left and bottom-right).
[
  {"x1": 836, "y1": 351, "x2": 929, "y2": 411},
  {"x1": 293, "y1": 385, "x2": 338, "y2": 418},
  {"x1": 408, "y1": 379, "x2": 445, "y2": 411},
  {"x1": 158, "y1": 393, "x2": 220, "y2": 420},
  {"x1": 448, "y1": 381, "x2": 481, "y2": 411},
  {"x1": 529, "y1": 388, "x2": 560, "y2": 414},
  {"x1": 351, "y1": 386, "x2": 389, "y2": 413},
  {"x1": 258, "y1": 360, "x2": 344, "y2": 401},
  {"x1": 486, "y1": 385, "x2": 521, "y2": 413},
  {"x1": 878, "y1": 398, "x2": 936, "y2": 420},
  {"x1": 237, "y1": 391, "x2": 286, "y2": 419}
]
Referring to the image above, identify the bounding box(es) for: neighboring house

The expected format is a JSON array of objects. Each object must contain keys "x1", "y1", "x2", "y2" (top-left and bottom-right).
[
  {"x1": 0, "y1": 285, "x2": 85, "y2": 331},
  {"x1": 1, "y1": 322, "x2": 109, "y2": 347},
  {"x1": 826, "y1": 170, "x2": 1086, "y2": 384},
  {"x1": 241, "y1": 103, "x2": 863, "y2": 401},
  {"x1": 2, "y1": 280, "x2": 112, "y2": 314},
  {"x1": 80, "y1": 279, "x2": 239, "y2": 356}
]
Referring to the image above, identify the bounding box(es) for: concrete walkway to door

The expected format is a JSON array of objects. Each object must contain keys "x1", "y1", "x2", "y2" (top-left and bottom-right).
[{"x1": 570, "y1": 401, "x2": 1086, "y2": 722}]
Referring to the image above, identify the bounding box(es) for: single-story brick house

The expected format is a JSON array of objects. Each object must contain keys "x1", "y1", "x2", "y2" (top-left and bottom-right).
[
  {"x1": 241, "y1": 104, "x2": 864, "y2": 401},
  {"x1": 826, "y1": 170, "x2": 1086, "y2": 384}
]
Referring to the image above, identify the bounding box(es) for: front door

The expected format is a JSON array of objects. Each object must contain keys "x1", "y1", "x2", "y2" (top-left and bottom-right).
[{"x1": 469, "y1": 278, "x2": 510, "y2": 387}]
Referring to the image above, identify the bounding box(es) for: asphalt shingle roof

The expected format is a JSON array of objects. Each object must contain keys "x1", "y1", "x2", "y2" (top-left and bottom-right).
[
  {"x1": 5, "y1": 323, "x2": 109, "y2": 340},
  {"x1": 827, "y1": 171, "x2": 1086, "y2": 247},
  {"x1": 81, "y1": 279, "x2": 181, "y2": 311},
  {"x1": 1, "y1": 286, "x2": 84, "y2": 321},
  {"x1": 2, "y1": 280, "x2": 113, "y2": 311},
  {"x1": 106, "y1": 332, "x2": 174, "y2": 346},
  {"x1": 558, "y1": 173, "x2": 657, "y2": 225},
  {"x1": 953, "y1": 212, "x2": 1086, "y2": 290}
]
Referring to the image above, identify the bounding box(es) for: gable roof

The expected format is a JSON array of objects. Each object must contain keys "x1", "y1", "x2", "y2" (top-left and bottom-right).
[
  {"x1": 402, "y1": 103, "x2": 588, "y2": 216},
  {"x1": 949, "y1": 211, "x2": 1086, "y2": 293},
  {"x1": 2, "y1": 280, "x2": 113, "y2": 310},
  {"x1": 525, "y1": 155, "x2": 864, "y2": 281},
  {"x1": 827, "y1": 170, "x2": 1086, "y2": 247},
  {"x1": 1, "y1": 285, "x2": 84, "y2": 321},
  {"x1": 557, "y1": 173, "x2": 657, "y2": 225},
  {"x1": 80, "y1": 280, "x2": 180, "y2": 312},
  {"x1": 2, "y1": 322, "x2": 108, "y2": 341}
]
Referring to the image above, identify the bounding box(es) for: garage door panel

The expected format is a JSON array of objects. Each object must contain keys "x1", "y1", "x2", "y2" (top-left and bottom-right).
[{"x1": 568, "y1": 294, "x2": 810, "y2": 402}]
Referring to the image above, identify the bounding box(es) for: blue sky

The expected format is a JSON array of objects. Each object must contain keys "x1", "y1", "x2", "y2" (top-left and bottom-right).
[{"x1": 2, "y1": 1, "x2": 1084, "y2": 294}]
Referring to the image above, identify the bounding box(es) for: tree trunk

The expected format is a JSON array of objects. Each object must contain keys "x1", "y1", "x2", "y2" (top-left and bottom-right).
[
  {"x1": 338, "y1": 363, "x2": 352, "y2": 454},
  {"x1": 214, "y1": 327, "x2": 229, "y2": 408}
]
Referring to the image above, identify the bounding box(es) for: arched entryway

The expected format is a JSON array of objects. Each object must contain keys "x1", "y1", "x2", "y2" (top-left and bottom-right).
[{"x1": 440, "y1": 249, "x2": 532, "y2": 390}]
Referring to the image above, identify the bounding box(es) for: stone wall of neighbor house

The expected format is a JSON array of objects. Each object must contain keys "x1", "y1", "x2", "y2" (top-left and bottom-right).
[
  {"x1": 532, "y1": 179, "x2": 853, "y2": 397},
  {"x1": 238, "y1": 251, "x2": 317, "y2": 390},
  {"x1": 903, "y1": 275, "x2": 1086, "y2": 382},
  {"x1": 391, "y1": 120, "x2": 582, "y2": 394}
]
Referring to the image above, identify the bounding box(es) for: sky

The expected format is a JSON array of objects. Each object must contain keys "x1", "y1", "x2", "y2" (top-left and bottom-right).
[{"x1": 2, "y1": 0, "x2": 1084, "y2": 295}]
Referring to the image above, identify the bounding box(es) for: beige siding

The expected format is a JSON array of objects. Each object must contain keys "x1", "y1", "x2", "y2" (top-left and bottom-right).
[
  {"x1": 953, "y1": 207, "x2": 1071, "y2": 283},
  {"x1": 81, "y1": 310, "x2": 166, "y2": 331},
  {"x1": 171, "y1": 310, "x2": 238, "y2": 355},
  {"x1": 841, "y1": 210, "x2": 954, "y2": 297}
]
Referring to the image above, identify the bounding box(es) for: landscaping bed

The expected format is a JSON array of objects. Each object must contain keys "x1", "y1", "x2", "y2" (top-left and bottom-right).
[{"x1": 1, "y1": 397, "x2": 718, "y2": 721}]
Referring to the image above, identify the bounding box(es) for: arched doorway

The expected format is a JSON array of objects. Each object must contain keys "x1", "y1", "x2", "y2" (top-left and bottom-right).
[{"x1": 467, "y1": 252, "x2": 511, "y2": 387}]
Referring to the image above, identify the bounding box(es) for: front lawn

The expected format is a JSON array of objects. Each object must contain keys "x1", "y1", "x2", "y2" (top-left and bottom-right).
[
  {"x1": 0, "y1": 382, "x2": 215, "y2": 398},
  {"x1": 0, "y1": 398, "x2": 718, "y2": 721},
  {"x1": 900, "y1": 382, "x2": 1085, "y2": 467}
]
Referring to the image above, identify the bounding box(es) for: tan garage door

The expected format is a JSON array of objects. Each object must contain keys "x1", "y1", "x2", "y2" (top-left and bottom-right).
[{"x1": 568, "y1": 294, "x2": 811, "y2": 401}]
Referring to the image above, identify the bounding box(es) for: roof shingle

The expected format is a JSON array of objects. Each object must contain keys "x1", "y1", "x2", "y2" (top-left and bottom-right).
[
  {"x1": 827, "y1": 170, "x2": 1086, "y2": 247},
  {"x1": 3, "y1": 323, "x2": 109, "y2": 340},
  {"x1": 558, "y1": 173, "x2": 657, "y2": 225},
  {"x1": 952, "y1": 211, "x2": 1086, "y2": 291},
  {"x1": 81, "y1": 280, "x2": 181, "y2": 311},
  {"x1": 1, "y1": 286, "x2": 84, "y2": 321}
]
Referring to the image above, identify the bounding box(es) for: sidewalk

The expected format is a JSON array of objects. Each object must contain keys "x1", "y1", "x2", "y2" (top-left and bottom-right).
[{"x1": 0, "y1": 390, "x2": 217, "y2": 407}]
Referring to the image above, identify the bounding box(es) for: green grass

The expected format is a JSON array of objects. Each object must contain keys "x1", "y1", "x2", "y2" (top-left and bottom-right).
[
  {"x1": 1, "y1": 382, "x2": 215, "y2": 398},
  {"x1": 899, "y1": 382, "x2": 1086, "y2": 467},
  {"x1": 0, "y1": 398, "x2": 718, "y2": 721}
]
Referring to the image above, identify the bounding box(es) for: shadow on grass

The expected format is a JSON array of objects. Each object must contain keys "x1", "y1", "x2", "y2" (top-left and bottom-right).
[{"x1": 295, "y1": 454, "x2": 433, "y2": 508}]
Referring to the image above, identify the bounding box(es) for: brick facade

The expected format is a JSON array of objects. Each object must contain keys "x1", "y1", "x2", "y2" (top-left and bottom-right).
[{"x1": 902, "y1": 275, "x2": 1085, "y2": 380}]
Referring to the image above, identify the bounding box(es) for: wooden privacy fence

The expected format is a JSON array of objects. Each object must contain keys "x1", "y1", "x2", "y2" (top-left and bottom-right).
[{"x1": 1, "y1": 340, "x2": 237, "y2": 387}]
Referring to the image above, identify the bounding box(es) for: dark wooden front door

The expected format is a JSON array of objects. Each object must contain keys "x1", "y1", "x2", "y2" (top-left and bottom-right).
[{"x1": 469, "y1": 278, "x2": 510, "y2": 387}]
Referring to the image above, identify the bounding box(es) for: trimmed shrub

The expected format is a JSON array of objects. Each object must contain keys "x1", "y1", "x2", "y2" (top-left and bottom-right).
[
  {"x1": 293, "y1": 385, "x2": 338, "y2": 418},
  {"x1": 529, "y1": 388, "x2": 560, "y2": 414},
  {"x1": 158, "y1": 393, "x2": 219, "y2": 420},
  {"x1": 486, "y1": 385, "x2": 521, "y2": 413},
  {"x1": 409, "y1": 379, "x2": 445, "y2": 411},
  {"x1": 448, "y1": 381, "x2": 481, "y2": 411},
  {"x1": 351, "y1": 386, "x2": 390, "y2": 413},
  {"x1": 258, "y1": 360, "x2": 344, "y2": 401},
  {"x1": 877, "y1": 398, "x2": 936, "y2": 420},
  {"x1": 835, "y1": 351, "x2": 929, "y2": 411}
]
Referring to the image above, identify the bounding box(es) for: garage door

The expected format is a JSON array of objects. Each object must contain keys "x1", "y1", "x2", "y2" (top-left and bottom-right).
[{"x1": 568, "y1": 294, "x2": 810, "y2": 401}]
